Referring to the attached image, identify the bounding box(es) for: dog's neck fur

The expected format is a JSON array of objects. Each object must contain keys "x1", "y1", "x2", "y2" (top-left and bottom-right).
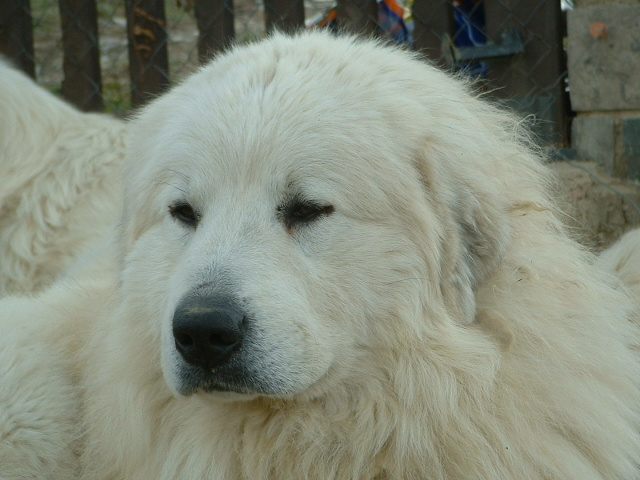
[{"x1": 72, "y1": 215, "x2": 640, "y2": 480}]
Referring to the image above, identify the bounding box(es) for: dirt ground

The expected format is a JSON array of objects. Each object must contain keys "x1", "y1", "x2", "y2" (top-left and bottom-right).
[{"x1": 551, "y1": 161, "x2": 640, "y2": 249}]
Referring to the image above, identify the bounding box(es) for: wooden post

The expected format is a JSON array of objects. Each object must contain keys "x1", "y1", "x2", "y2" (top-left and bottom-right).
[
  {"x1": 59, "y1": 0, "x2": 103, "y2": 111},
  {"x1": 0, "y1": 0, "x2": 35, "y2": 77},
  {"x1": 195, "y1": 0, "x2": 235, "y2": 62},
  {"x1": 264, "y1": 0, "x2": 305, "y2": 33},
  {"x1": 484, "y1": 0, "x2": 568, "y2": 144},
  {"x1": 337, "y1": 0, "x2": 378, "y2": 36},
  {"x1": 125, "y1": 0, "x2": 170, "y2": 107},
  {"x1": 412, "y1": 0, "x2": 453, "y2": 66}
]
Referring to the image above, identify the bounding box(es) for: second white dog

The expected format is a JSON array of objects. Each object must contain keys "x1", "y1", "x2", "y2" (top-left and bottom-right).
[{"x1": 0, "y1": 60, "x2": 126, "y2": 295}]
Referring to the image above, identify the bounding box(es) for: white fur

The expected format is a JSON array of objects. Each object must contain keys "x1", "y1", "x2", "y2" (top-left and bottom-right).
[
  {"x1": 0, "y1": 294, "x2": 80, "y2": 479},
  {"x1": 2, "y1": 32, "x2": 640, "y2": 479},
  {"x1": 598, "y1": 228, "x2": 640, "y2": 299},
  {"x1": 0, "y1": 59, "x2": 126, "y2": 295}
]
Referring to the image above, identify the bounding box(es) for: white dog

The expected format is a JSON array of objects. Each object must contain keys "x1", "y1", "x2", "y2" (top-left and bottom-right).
[
  {"x1": 0, "y1": 60, "x2": 125, "y2": 295},
  {"x1": 598, "y1": 228, "x2": 640, "y2": 298},
  {"x1": 2, "y1": 32, "x2": 640, "y2": 480}
]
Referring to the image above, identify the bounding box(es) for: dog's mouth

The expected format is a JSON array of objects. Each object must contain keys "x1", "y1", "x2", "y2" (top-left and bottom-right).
[
  {"x1": 172, "y1": 351, "x2": 291, "y2": 398},
  {"x1": 174, "y1": 365, "x2": 254, "y2": 396}
]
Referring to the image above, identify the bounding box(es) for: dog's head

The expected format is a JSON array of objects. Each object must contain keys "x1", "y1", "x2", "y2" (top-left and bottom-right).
[{"x1": 118, "y1": 32, "x2": 526, "y2": 400}]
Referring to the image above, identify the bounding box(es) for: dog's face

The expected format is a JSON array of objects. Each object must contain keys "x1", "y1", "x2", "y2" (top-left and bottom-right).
[{"x1": 120, "y1": 33, "x2": 510, "y2": 400}]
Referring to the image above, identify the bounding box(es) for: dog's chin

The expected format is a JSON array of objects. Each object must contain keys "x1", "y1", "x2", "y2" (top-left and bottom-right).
[
  {"x1": 176, "y1": 382, "x2": 259, "y2": 403},
  {"x1": 173, "y1": 374, "x2": 260, "y2": 398},
  {"x1": 193, "y1": 389, "x2": 260, "y2": 403},
  {"x1": 168, "y1": 360, "x2": 294, "y2": 400}
]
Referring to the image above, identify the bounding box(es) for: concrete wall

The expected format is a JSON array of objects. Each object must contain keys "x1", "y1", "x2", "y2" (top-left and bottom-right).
[
  {"x1": 567, "y1": 4, "x2": 640, "y2": 179},
  {"x1": 574, "y1": 0, "x2": 640, "y2": 6}
]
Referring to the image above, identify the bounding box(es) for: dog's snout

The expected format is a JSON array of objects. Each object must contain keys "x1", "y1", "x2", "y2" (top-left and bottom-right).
[{"x1": 172, "y1": 297, "x2": 245, "y2": 371}]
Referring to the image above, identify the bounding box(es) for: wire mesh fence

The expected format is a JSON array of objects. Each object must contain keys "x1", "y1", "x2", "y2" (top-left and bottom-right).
[{"x1": 0, "y1": 0, "x2": 571, "y2": 143}]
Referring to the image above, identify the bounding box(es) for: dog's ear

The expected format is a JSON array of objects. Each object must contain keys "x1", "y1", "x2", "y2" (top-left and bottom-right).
[
  {"x1": 116, "y1": 103, "x2": 174, "y2": 265},
  {"x1": 414, "y1": 148, "x2": 510, "y2": 324}
]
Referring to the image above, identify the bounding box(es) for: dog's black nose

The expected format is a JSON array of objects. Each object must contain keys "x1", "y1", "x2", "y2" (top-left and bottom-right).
[{"x1": 172, "y1": 297, "x2": 245, "y2": 371}]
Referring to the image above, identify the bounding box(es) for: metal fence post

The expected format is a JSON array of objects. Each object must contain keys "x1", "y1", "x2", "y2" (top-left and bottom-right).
[
  {"x1": 485, "y1": 0, "x2": 568, "y2": 145},
  {"x1": 0, "y1": 0, "x2": 35, "y2": 77},
  {"x1": 125, "y1": 0, "x2": 170, "y2": 107},
  {"x1": 337, "y1": 0, "x2": 378, "y2": 36},
  {"x1": 264, "y1": 0, "x2": 305, "y2": 33},
  {"x1": 59, "y1": 0, "x2": 103, "y2": 111},
  {"x1": 412, "y1": 0, "x2": 454, "y2": 66},
  {"x1": 195, "y1": 0, "x2": 234, "y2": 62}
]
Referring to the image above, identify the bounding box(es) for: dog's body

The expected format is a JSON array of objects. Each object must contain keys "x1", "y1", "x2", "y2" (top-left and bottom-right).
[
  {"x1": 2, "y1": 33, "x2": 640, "y2": 479},
  {"x1": 0, "y1": 60, "x2": 125, "y2": 295},
  {"x1": 598, "y1": 229, "x2": 640, "y2": 299}
]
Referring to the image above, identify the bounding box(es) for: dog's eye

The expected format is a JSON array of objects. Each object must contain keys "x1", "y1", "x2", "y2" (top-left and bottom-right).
[
  {"x1": 281, "y1": 201, "x2": 334, "y2": 230},
  {"x1": 170, "y1": 203, "x2": 199, "y2": 227}
]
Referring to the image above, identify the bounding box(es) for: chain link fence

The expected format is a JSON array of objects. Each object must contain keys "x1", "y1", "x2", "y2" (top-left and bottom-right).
[{"x1": 0, "y1": 0, "x2": 571, "y2": 143}]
